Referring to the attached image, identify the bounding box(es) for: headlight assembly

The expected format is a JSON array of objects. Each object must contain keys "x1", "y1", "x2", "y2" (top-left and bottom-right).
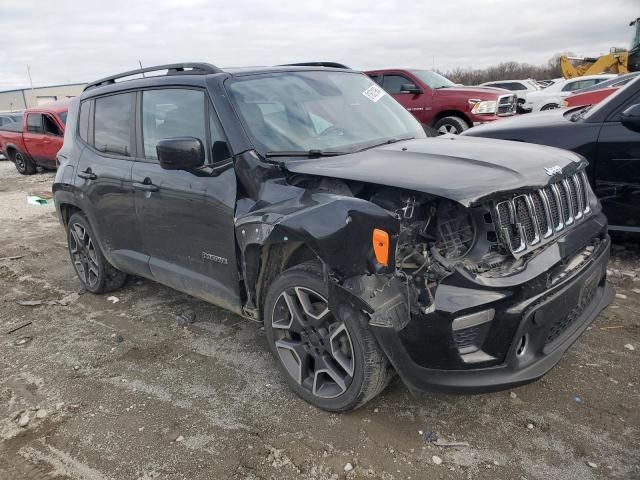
[{"x1": 471, "y1": 100, "x2": 498, "y2": 115}]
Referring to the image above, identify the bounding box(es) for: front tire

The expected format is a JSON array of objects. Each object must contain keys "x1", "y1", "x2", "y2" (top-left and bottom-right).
[
  {"x1": 66, "y1": 212, "x2": 127, "y2": 293},
  {"x1": 13, "y1": 150, "x2": 36, "y2": 175},
  {"x1": 541, "y1": 103, "x2": 559, "y2": 111},
  {"x1": 433, "y1": 116, "x2": 469, "y2": 135},
  {"x1": 264, "y1": 263, "x2": 391, "y2": 412}
]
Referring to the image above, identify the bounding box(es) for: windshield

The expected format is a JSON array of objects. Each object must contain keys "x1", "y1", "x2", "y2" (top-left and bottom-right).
[
  {"x1": 58, "y1": 111, "x2": 67, "y2": 125},
  {"x1": 410, "y1": 70, "x2": 455, "y2": 89},
  {"x1": 227, "y1": 71, "x2": 425, "y2": 155}
]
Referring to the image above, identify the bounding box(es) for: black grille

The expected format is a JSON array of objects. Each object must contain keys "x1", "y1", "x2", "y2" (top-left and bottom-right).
[
  {"x1": 543, "y1": 186, "x2": 560, "y2": 229},
  {"x1": 495, "y1": 170, "x2": 591, "y2": 255},
  {"x1": 558, "y1": 183, "x2": 571, "y2": 222},
  {"x1": 453, "y1": 326, "x2": 482, "y2": 352},
  {"x1": 531, "y1": 192, "x2": 549, "y2": 235},
  {"x1": 514, "y1": 196, "x2": 536, "y2": 244}
]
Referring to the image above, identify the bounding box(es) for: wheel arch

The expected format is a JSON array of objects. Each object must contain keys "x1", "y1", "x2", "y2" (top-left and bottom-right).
[
  {"x1": 431, "y1": 110, "x2": 472, "y2": 127},
  {"x1": 235, "y1": 195, "x2": 399, "y2": 320},
  {"x1": 4, "y1": 143, "x2": 23, "y2": 161}
]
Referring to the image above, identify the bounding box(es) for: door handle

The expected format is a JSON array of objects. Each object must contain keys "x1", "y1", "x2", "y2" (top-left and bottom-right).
[
  {"x1": 77, "y1": 168, "x2": 97, "y2": 180},
  {"x1": 133, "y1": 180, "x2": 159, "y2": 192}
]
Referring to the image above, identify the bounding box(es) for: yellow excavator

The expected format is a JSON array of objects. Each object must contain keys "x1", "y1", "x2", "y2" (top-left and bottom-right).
[{"x1": 560, "y1": 17, "x2": 640, "y2": 79}]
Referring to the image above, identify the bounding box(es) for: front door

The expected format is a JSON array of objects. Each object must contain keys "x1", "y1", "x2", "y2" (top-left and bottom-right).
[
  {"x1": 132, "y1": 87, "x2": 240, "y2": 312},
  {"x1": 23, "y1": 113, "x2": 62, "y2": 165},
  {"x1": 381, "y1": 73, "x2": 428, "y2": 124},
  {"x1": 595, "y1": 121, "x2": 640, "y2": 231}
]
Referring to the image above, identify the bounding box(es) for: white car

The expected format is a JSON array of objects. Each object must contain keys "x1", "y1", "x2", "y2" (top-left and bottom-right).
[
  {"x1": 480, "y1": 79, "x2": 540, "y2": 110},
  {"x1": 524, "y1": 74, "x2": 615, "y2": 112}
]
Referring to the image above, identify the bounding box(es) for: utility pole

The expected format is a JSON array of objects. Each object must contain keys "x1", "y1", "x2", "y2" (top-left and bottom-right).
[{"x1": 26, "y1": 65, "x2": 35, "y2": 108}]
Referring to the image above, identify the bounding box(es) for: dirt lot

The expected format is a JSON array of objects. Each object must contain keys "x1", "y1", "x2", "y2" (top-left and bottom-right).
[{"x1": 0, "y1": 160, "x2": 638, "y2": 480}]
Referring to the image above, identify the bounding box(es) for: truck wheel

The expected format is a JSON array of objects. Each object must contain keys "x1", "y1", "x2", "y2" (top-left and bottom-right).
[
  {"x1": 541, "y1": 103, "x2": 559, "y2": 111},
  {"x1": 66, "y1": 212, "x2": 127, "y2": 293},
  {"x1": 434, "y1": 116, "x2": 469, "y2": 135},
  {"x1": 264, "y1": 262, "x2": 391, "y2": 412},
  {"x1": 13, "y1": 151, "x2": 36, "y2": 175}
]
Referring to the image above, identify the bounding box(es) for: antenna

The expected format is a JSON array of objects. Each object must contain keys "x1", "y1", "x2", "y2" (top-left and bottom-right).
[{"x1": 139, "y1": 60, "x2": 145, "y2": 77}]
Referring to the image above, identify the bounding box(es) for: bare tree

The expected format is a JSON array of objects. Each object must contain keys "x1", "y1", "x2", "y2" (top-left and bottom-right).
[{"x1": 439, "y1": 54, "x2": 567, "y2": 85}]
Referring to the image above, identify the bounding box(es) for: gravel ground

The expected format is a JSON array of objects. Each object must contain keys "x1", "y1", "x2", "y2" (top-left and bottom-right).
[{"x1": 0, "y1": 160, "x2": 638, "y2": 480}]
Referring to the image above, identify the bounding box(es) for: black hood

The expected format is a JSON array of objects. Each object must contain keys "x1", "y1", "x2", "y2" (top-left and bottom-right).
[{"x1": 284, "y1": 136, "x2": 585, "y2": 206}]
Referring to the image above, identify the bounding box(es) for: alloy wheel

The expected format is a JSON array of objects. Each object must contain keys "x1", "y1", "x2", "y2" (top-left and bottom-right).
[
  {"x1": 69, "y1": 222, "x2": 100, "y2": 288},
  {"x1": 438, "y1": 124, "x2": 460, "y2": 134},
  {"x1": 271, "y1": 287, "x2": 354, "y2": 398},
  {"x1": 15, "y1": 152, "x2": 26, "y2": 172}
]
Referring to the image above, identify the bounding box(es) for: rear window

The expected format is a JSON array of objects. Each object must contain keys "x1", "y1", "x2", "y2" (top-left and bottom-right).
[
  {"x1": 78, "y1": 101, "x2": 90, "y2": 143},
  {"x1": 58, "y1": 111, "x2": 68, "y2": 125},
  {"x1": 94, "y1": 93, "x2": 133, "y2": 156}
]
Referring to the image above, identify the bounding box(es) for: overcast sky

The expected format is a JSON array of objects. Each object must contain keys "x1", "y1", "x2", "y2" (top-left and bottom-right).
[{"x1": 0, "y1": 0, "x2": 637, "y2": 90}]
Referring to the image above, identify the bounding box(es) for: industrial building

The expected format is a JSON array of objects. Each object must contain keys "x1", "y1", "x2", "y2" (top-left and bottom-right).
[{"x1": 0, "y1": 83, "x2": 86, "y2": 112}]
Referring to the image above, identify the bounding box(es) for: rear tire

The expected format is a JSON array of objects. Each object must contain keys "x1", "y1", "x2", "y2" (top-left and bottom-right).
[
  {"x1": 12, "y1": 150, "x2": 36, "y2": 175},
  {"x1": 433, "y1": 116, "x2": 469, "y2": 135},
  {"x1": 541, "y1": 103, "x2": 559, "y2": 111},
  {"x1": 264, "y1": 262, "x2": 391, "y2": 411},
  {"x1": 66, "y1": 212, "x2": 127, "y2": 293}
]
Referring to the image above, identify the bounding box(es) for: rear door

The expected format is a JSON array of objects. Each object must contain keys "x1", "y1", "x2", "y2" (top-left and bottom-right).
[
  {"x1": 381, "y1": 73, "x2": 429, "y2": 123},
  {"x1": 595, "y1": 90, "x2": 640, "y2": 231},
  {"x1": 132, "y1": 87, "x2": 240, "y2": 311},
  {"x1": 74, "y1": 93, "x2": 145, "y2": 274}
]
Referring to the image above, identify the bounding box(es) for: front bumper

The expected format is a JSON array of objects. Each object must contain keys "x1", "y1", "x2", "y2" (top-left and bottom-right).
[{"x1": 332, "y1": 216, "x2": 613, "y2": 394}]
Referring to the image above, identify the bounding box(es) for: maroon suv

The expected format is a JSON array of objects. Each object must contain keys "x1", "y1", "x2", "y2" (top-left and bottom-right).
[{"x1": 366, "y1": 69, "x2": 517, "y2": 134}]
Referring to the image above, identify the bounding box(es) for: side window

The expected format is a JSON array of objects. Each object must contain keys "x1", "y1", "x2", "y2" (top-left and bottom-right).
[
  {"x1": 209, "y1": 108, "x2": 231, "y2": 164},
  {"x1": 507, "y1": 82, "x2": 527, "y2": 91},
  {"x1": 563, "y1": 80, "x2": 597, "y2": 92},
  {"x1": 43, "y1": 115, "x2": 61, "y2": 136},
  {"x1": 94, "y1": 93, "x2": 134, "y2": 156},
  {"x1": 78, "y1": 101, "x2": 90, "y2": 143},
  {"x1": 367, "y1": 74, "x2": 383, "y2": 86},
  {"x1": 142, "y1": 89, "x2": 206, "y2": 161},
  {"x1": 26, "y1": 114, "x2": 43, "y2": 134},
  {"x1": 382, "y1": 75, "x2": 413, "y2": 94}
]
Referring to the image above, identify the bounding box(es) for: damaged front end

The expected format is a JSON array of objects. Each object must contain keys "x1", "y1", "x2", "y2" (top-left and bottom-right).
[{"x1": 327, "y1": 164, "x2": 614, "y2": 394}]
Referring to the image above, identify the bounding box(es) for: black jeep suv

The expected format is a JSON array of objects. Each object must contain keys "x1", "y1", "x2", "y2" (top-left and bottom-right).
[{"x1": 53, "y1": 63, "x2": 614, "y2": 411}]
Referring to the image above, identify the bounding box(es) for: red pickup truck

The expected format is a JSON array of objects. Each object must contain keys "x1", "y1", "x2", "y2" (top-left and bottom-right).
[
  {"x1": 365, "y1": 69, "x2": 517, "y2": 134},
  {"x1": 0, "y1": 102, "x2": 68, "y2": 174}
]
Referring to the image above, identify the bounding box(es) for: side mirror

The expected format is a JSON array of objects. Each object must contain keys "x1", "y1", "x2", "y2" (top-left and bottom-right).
[
  {"x1": 621, "y1": 104, "x2": 640, "y2": 133},
  {"x1": 400, "y1": 83, "x2": 423, "y2": 94},
  {"x1": 157, "y1": 137, "x2": 205, "y2": 171}
]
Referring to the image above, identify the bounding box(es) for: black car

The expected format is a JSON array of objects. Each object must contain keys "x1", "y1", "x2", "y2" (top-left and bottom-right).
[
  {"x1": 463, "y1": 76, "x2": 640, "y2": 233},
  {"x1": 53, "y1": 63, "x2": 613, "y2": 411}
]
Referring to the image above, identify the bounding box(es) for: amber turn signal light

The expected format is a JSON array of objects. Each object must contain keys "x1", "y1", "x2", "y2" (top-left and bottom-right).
[{"x1": 372, "y1": 228, "x2": 390, "y2": 266}]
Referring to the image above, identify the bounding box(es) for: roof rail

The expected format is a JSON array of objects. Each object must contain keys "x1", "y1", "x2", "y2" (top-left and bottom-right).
[
  {"x1": 84, "y1": 63, "x2": 222, "y2": 91},
  {"x1": 279, "y1": 62, "x2": 351, "y2": 69}
]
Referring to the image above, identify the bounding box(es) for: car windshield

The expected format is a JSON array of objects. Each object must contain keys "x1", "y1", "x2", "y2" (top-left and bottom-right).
[
  {"x1": 58, "y1": 111, "x2": 67, "y2": 125},
  {"x1": 227, "y1": 70, "x2": 425, "y2": 155},
  {"x1": 410, "y1": 70, "x2": 456, "y2": 89}
]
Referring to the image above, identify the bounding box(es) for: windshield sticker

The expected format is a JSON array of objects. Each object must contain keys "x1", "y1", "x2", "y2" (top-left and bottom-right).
[{"x1": 362, "y1": 84, "x2": 385, "y2": 102}]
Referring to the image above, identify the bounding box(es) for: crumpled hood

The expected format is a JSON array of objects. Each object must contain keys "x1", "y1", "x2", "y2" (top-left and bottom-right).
[{"x1": 284, "y1": 136, "x2": 585, "y2": 206}]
